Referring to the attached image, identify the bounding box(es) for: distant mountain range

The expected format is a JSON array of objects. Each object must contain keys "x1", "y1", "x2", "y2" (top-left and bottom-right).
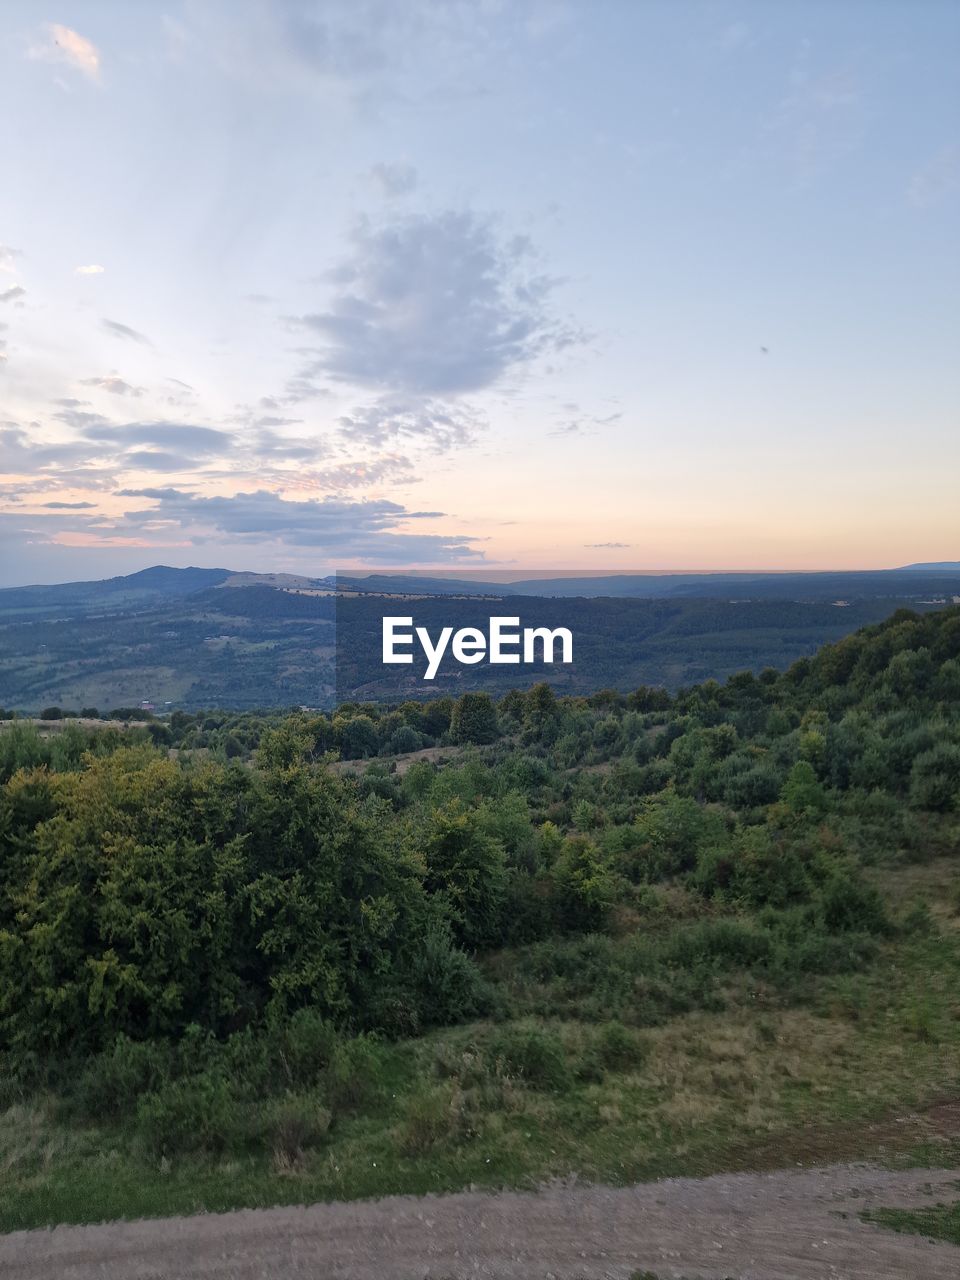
[
  {"x1": 0, "y1": 564, "x2": 957, "y2": 711},
  {"x1": 335, "y1": 566, "x2": 960, "y2": 601}
]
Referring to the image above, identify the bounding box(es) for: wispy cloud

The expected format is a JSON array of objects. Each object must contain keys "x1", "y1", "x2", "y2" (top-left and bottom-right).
[
  {"x1": 0, "y1": 285, "x2": 26, "y2": 304},
  {"x1": 339, "y1": 397, "x2": 479, "y2": 451},
  {"x1": 369, "y1": 161, "x2": 418, "y2": 197},
  {"x1": 75, "y1": 264, "x2": 105, "y2": 275},
  {"x1": 79, "y1": 375, "x2": 145, "y2": 396},
  {"x1": 29, "y1": 23, "x2": 101, "y2": 83},
  {"x1": 102, "y1": 318, "x2": 151, "y2": 344},
  {"x1": 117, "y1": 487, "x2": 479, "y2": 561},
  {"x1": 0, "y1": 245, "x2": 21, "y2": 274}
]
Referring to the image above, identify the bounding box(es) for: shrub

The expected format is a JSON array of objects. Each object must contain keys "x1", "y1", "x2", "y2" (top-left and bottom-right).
[
  {"x1": 136, "y1": 1071, "x2": 238, "y2": 1157},
  {"x1": 410, "y1": 922, "x2": 493, "y2": 1026},
  {"x1": 487, "y1": 1025, "x2": 570, "y2": 1091},
  {"x1": 277, "y1": 1009, "x2": 340, "y2": 1089},
  {"x1": 909, "y1": 742, "x2": 960, "y2": 812},
  {"x1": 819, "y1": 873, "x2": 889, "y2": 935},
  {"x1": 74, "y1": 1034, "x2": 173, "y2": 1120},
  {"x1": 262, "y1": 1093, "x2": 331, "y2": 1169},
  {"x1": 593, "y1": 1020, "x2": 650, "y2": 1072},
  {"x1": 398, "y1": 1082, "x2": 467, "y2": 1155},
  {"x1": 324, "y1": 1035, "x2": 386, "y2": 1111}
]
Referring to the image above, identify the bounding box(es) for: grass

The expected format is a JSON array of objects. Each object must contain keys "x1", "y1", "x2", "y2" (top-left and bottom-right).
[
  {"x1": 2, "y1": 862, "x2": 959, "y2": 1234},
  {"x1": 863, "y1": 1201, "x2": 960, "y2": 1247}
]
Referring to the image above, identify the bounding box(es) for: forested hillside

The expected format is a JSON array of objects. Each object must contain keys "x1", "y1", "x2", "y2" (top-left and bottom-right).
[
  {"x1": 2, "y1": 563, "x2": 958, "y2": 712},
  {"x1": 1, "y1": 606, "x2": 958, "y2": 1229}
]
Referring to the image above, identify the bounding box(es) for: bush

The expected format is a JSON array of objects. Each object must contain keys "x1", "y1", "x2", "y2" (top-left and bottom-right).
[
  {"x1": 276, "y1": 1010, "x2": 340, "y2": 1089},
  {"x1": 410, "y1": 922, "x2": 493, "y2": 1026},
  {"x1": 593, "y1": 1020, "x2": 650, "y2": 1072},
  {"x1": 136, "y1": 1071, "x2": 239, "y2": 1157},
  {"x1": 74, "y1": 1035, "x2": 173, "y2": 1120},
  {"x1": 262, "y1": 1093, "x2": 331, "y2": 1168},
  {"x1": 324, "y1": 1035, "x2": 386, "y2": 1111},
  {"x1": 819, "y1": 873, "x2": 889, "y2": 935},
  {"x1": 487, "y1": 1024, "x2": 570, "y2": 1091},
  {"x1": 398, "y1": 1082, "x2": 467, "y2": 1155},
  {"x1": 909, "y1": 742, "x2": 960, "y2": 812}
]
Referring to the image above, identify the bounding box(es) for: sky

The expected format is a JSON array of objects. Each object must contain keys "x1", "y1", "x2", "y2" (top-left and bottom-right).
[{"x1": 1, "y1": 0, "x2": 958, "y2": 586}]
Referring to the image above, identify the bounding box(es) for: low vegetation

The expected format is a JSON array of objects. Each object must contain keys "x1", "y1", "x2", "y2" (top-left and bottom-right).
[
  {"x1": 865, "y1": 1200, "x2": 960, "y2": 1247},
  {"x1": 0, "y1": 606, "x2": 959, "y2": 1231}
]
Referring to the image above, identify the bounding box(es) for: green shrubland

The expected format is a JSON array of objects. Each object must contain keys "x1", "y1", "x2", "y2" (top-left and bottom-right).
[{"x1": 0, "y1": 606, "x2": 959, "y2": 1229}]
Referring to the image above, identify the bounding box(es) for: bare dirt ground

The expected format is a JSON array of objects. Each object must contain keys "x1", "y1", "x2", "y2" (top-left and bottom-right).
[{"x1": 2, "y1": 1163, "x2": 959, "y2": 1279}]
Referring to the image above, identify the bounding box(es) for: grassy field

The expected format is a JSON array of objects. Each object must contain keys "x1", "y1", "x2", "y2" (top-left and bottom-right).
[{"x1": 2, "y1": 861, "x2": 959, "y2": 1235}]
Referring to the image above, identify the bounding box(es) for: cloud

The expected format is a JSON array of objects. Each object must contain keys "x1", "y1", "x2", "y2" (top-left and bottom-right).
[
  {"x1": 0, "y1": 286, "x2": 26, "y2": 304},
  {"x1": 908, "y1": 144, "x2": 960, "y2": 209},
  {"x1": 118, "y1": 487, "x2": 479, "y2": 561},
  {"x1": 29, "y1": 23, "x2": 101, "y2": 82},
  {"x1": 549, "y1": 409, "x2": 620, "y2": 438},
  {"x1": 303, "y1": 455, "x2": 417, "y2": 490},
  {"x1": 175, "y1": 0, "x2": 507, "y2": 108},
  {"x1": 116, "y1": 487, "x2": 186, "y2": 500},
  {"x1": 369, "y1": 161, "x2": 418, "y2": 197},
  {"x1": 75, "y1": 264, "x2": 105, "y2": 275},
  {"x1": 253, "y1": 429, "x2": 324, "y2": 462},
  {"x1": 0, "y1": 423, "x2": 104, "y2": 473},
  {"x1": 124, "y1": 451, "x2": 196, "y2": 471},
  {"x1": 42, "y1": 501, "x2": 97, "y2": 510},
  {"x1": 289, "y1": 210, "x2": 582, "y2": 395},
  {"x1": 80, "y1": 375, "x2": 145, "y2": 396},
  {"x1": 102, "y1": 318, "x2": 151, "y2": 344},
  {"x1": 82, "y1": 421, "x2": 236, "y2": 458},
  {"x1": 0, "y1": 245, "x2": 21, "y2": 273},
  {"x1": 52, "y1": 409, "x2": 112, "y2": 430},
  {"x1": 339, "y1": 396, "x2": 478, "y2": 450},
  {"x1": 585, "y1": 542, "x2": 630, "y2": 549}
]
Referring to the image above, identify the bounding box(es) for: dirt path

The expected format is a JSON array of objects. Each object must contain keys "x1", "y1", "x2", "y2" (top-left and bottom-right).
[{"x1": 2, "y1": 1163, "x2": 958, "y2": 1279}]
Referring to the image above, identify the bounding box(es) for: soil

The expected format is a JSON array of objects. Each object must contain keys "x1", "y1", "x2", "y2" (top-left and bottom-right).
[{"x1": 2, "y1": 1162, "x2": 959, "y2": 1278}]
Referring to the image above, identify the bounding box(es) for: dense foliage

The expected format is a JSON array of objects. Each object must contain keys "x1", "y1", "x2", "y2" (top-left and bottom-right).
[{"x1": 0, "y1": 606, "x2": 958, "y2": 1179}]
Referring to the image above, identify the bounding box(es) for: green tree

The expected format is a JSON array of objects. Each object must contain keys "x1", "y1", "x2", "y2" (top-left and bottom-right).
[{"x1": 450, "y1": 692, "x2": 498, "y2": 745}]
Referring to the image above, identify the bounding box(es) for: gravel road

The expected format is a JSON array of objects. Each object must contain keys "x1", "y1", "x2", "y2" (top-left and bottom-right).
[{"x1": 2, "y1": 1162, "x2": 958, "y2": 1279}]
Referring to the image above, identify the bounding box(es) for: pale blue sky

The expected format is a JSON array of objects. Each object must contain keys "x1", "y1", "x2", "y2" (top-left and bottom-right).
[{"x1": 1, "y1": 1, "x2": 958, "y2": 584}]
